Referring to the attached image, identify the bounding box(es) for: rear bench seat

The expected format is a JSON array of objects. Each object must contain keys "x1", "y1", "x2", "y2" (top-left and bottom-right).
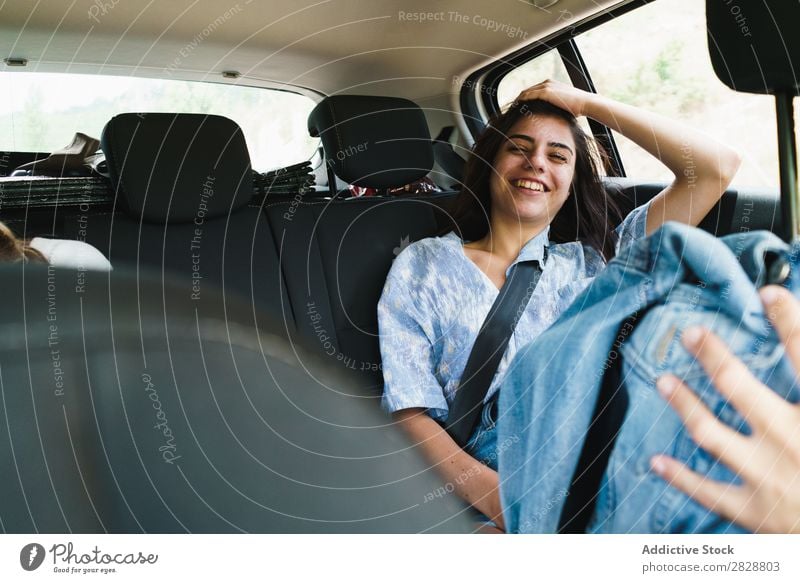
[
  {"x1": 63, "y1": 113, "x2": 293, "y2": 335},
  {"x1": 264, "y1": 95, "x2": 456, "y2": 393},
  {"x1": 262, "y1": 94, "x2": 782, "y2": 395},
  {"x1": 41, "y1": 98, "x2": 778, "y2": 398}
]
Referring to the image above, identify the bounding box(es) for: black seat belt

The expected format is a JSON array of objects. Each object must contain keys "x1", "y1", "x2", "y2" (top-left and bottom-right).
[
  {"x1": 445, "y1": 253, "x2": 547, "y2": 447},
  {"x1": 556, "y1": 316, "x2": 636, "y2": 533}
]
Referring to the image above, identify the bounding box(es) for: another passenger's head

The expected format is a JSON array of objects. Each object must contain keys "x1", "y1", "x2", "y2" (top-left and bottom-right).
[
  {"x1": 450, "y1": 99, "x2": 622, "y2": 261},
  {"x1": 0, "y1": 222, "x2": 47, "y2": 264}
]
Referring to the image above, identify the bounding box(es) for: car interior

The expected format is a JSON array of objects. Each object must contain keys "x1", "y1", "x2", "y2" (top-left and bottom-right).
[{"x1": 0, "y1": 0, "x2": 795, "y2": 533}]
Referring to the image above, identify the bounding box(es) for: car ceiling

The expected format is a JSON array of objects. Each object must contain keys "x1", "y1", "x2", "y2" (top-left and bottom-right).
[{"x1": 0, "y1": 0, "x2": 619, "y2": 104}]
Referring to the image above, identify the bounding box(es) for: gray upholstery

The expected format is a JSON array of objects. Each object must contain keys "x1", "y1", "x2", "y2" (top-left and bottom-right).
[
  {"x1": 0, "y1": 265, "x2": 472, "y2": 533},
  {"x1": 308, "y1": 95, "x2": 434, "y2": 189}
]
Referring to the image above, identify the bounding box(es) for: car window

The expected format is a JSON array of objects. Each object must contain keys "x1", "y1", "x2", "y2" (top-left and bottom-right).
[
  {"x1": 575, "y1": 0, "x2": 780, "y2": 188},
  {"x1": 496, "y1": 49, "x2": 571, "y2": 109},
  {"x1": 496, "y1": 49, "x2": 601, "y2": 174},
  {"x1": 0, "y1": 72, "x2": 319, "y2": 172}
]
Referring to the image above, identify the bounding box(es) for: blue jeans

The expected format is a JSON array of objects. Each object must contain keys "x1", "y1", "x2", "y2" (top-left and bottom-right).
[
  {"x1": 465, "y1": 395, "x2": 500, "y2": 470},
  {"x1": 463, "y1": 396, "x2": 500, "y2": 525},
  {"x1": 498, "y1": 223, "x2": 800, "y2": 533}
]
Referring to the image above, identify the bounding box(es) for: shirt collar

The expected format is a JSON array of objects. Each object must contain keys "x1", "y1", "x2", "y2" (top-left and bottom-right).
[
  {"x1": 506, "y1": 226, "x2": 550, "y2": 276},
  {"x1": 446, "y1": 227, "x2": 550, "y2": 276}
]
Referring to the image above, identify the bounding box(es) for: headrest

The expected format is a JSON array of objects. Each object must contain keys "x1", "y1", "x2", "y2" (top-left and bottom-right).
[
  {"x1": 101, "y1": 113, "x2": 252, "y2": 223},
  {"x1": 308, "y1": 95, "x2": 434, "y2": 189},
  {"x1": 707, "y1": 0, "x2": 800, "y2": 95}
]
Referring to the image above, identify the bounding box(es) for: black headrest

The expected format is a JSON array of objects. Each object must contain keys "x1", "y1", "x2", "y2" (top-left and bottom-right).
[
  {"x1": 308, "y1": 95, "x2": 434, "y2": 189},
  {"x1": 101, "y1": 113, "x2": 252, "y2": 223},
  {"x1": 707, "y1": 1, "x2": 800, "y2": 95}
]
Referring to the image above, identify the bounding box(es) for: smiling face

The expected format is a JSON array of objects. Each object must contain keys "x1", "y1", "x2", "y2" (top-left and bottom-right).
[{"x1": 488, "y1": 113, "x2": 577, "y2": 229}]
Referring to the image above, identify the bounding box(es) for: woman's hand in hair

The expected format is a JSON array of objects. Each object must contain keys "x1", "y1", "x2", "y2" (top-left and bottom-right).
[
  {"x1": 651, "y1": 285, "x2": 800, "y2": 533},
  {"x1": 515, "y1": 79, "x2": 595, "y2": 118},
  {"x1": 520, "y1": 80, "x2": 740, "y2": 233}
]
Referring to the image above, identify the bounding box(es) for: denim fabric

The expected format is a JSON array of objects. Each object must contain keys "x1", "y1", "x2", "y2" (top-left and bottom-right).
[
  {"x1": 378, "y1": 204, "x2": 649, "y2": 422},
  {"x1": 464, "y1": 395, "x2": 500, "y2": 471},
  {"x1": 498, "y1": 222, "x2": 800, "y2": 533},
  {"x1": 463, "y1": 396, "x2": 503, "y2": 526}
]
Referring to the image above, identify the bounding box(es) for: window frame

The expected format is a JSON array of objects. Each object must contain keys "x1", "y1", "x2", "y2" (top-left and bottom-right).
[{"x1": 458, "y1": 0, "x2": 657, "y2": 178}]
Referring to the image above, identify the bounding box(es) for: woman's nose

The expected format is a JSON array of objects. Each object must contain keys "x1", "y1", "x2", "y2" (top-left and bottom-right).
[{"x1": 523, "y1": 150, "x2": 545, "y2": 172}]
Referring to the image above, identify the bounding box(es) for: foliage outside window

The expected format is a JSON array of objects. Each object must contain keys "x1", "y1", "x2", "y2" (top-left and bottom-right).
[
  {"x1": 576, "y1": 0, "x2": 788, "y2": 188},
  {"x1": 0, "y1": 73, "x2": 319, "y2": 172}
]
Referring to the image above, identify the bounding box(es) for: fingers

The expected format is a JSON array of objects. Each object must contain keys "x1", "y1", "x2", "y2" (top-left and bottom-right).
[
  {"x1": 761, "y1": 285, "x2": 800, "y2": 379},
  {"x1": 650, "y1": 455, "x2": 754, "y2": 530},
  {"x1": 516, "y1": 79, "x2": 551, "y2": 98},
  {"x1": 516, "y1": 80, "x2": 561, "y2": 104},
  {"x1": 680, "y1": 326, "x2": 791, "y2": 430},
  {"x1": 656, "y1": 374, "x2": 757, "y2": 479}
]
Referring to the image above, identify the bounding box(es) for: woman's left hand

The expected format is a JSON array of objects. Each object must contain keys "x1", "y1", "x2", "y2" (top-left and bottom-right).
[
  {"x1": 650, "y1": 285, "x2": 800, "y2": 533},
  {"x1": 516, "y1": 79, "x2": 595, "y2": 118}
]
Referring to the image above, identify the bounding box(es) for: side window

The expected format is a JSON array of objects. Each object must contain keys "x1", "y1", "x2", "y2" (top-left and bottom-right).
[
  {"x1": 496, "y1": 49, "x2": 571, "y2": 109},
  {"x1": 575, "y1": 0, "x2": 778, "y2": 188},
  {"x1": 496, "y1": 49, "x2": 599, "y2": 172},
  {"x1": 0, "y1": 72, "x2": 319, "y2": 172}
]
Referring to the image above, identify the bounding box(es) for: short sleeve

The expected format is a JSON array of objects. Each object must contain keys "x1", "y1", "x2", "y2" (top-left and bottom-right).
[
  {"x1": 614, "y1": 201, "x2": 651, "y2": 254},
  {"x1": 378, "y1": 248, "x2": 448, "y2": 418},
  {"x1": 30, "y1": 237, "x2": 112, "y2": 271}
]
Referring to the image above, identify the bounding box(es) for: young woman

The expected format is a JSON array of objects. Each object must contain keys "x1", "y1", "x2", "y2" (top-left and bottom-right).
[{"x1": 377, "y1": 80, "x2": 741, "y2": 530}]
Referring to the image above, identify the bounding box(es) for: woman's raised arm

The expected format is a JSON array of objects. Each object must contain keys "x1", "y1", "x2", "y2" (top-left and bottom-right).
[{"x1": 517, "y1": 80, "x2": 741, "y2": 234}]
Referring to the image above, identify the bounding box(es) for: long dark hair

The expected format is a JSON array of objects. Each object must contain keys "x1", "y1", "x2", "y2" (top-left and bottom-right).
[
  {"x1": 446, "y1": 100, "x2": 622, "y2": 262},
  {"x1": 0, "y1": 222, "x2": 47, "y2": 264}
]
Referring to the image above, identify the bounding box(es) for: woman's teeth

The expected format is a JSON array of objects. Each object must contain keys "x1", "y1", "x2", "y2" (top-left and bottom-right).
[{"x1": 512, "y1": 179, "x2": 545, "y2": 192}]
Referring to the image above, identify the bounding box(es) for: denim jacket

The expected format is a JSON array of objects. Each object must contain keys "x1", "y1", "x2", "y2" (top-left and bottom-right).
[{"x1": 498, "y1": 222, "x2": 799, "y2": 533}]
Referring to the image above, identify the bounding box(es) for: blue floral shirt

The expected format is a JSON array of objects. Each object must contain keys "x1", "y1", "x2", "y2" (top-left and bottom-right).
[{"x1": 378, "y1": 203, "x2": 650, "y2": 421}]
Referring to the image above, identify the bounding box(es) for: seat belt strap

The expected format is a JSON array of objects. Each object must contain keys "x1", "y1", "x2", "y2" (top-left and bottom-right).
[
  {"x1": 556, "y1": 316, "x2": 636, "y2": 533},
  {"x1": 445, "y1": 254, "x2": 546, "y2": 447}
]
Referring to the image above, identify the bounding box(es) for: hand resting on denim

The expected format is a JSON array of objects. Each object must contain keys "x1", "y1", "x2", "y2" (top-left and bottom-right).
[{"x1": 652, "y1": 285, "x2": 800, "y2": 533}]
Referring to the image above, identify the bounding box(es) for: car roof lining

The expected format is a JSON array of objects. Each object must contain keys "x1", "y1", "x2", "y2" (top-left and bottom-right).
[{"x1": 0, "y1": 0, "x2": 620, "y2": 103}]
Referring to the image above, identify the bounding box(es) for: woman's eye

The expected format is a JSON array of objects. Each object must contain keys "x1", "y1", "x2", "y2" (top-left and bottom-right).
[
  {"x1": 509, "y1": 145, "x2": 527, "y2": 155},
  {"x1": 550, "y1": 153, "x2": 568, "y2": 162}
]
